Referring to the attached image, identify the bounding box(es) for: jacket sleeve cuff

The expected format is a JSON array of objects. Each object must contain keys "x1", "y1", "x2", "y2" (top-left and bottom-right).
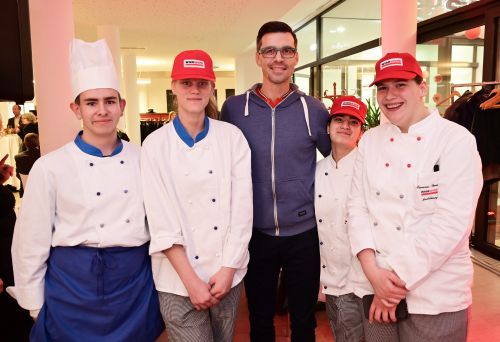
[
  {"x1": 149, "y1": 235, "x2": 185, "y2": 255},
  {"x1": 222, "y1": 245, "x2": 250, "y2": 269},
  {"x1": 10, "y1": 285, "x2": 44, "y2": 310}
]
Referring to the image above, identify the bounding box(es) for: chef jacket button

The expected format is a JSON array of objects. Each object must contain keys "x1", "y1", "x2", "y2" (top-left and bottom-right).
[
  {"x1": 396, "y1": 226, "x2": 401, "y2": 231},
  {"x1": 319, "y1": 219, "x2": 323, "y2": 223},
  {"x1": 209, "y1": 170, "x2": 213, "y2": 174},
  {"x1": 213, "y1": 226, "x2": 218, "y2": 230},
  {"x1": 390, "y1": 138, "x2": 394, "y2": 142},
  {"x1": 399, "y1": 194, "x2": 404, "y2": 199},
  {"x1": 324, "y1": 285, "x2": 327, "y2": 290},
  {"x1": 376, "y1": 191, "x2": 380, "y2": 196},
  {"x1": 344, "y1": 220, "x2": 348, "y2": 224},
  {"x1": 120, "y1": 160, "x2": 124, "y2": 164},
  {"x1": 89, "y1": 162, "x2": 94, "y2": 167},
  {"x1": 375, "y1": 249, "x2": 381, "y2": 254},
  {"x1": 195, "y1": 256, "x2": 199, "y2": 260},
  {"x1": 124, "y1": 189, "x2": 129, "y2": 194},
  {"x1": 325, "y1": 172, "x2": 328, "y2": 176},
  {"x1": 318, "y1": 194, "x2": 322, "y2": 198},
  {"x1": 125, "y1": 219, "x2": 130, "y2": 223},
  {"x1": 417, "y1": 136, "x2": 422, "y2": 141},
  {"x1": 96, "y1": 192, "x2": 101, "y2": 196},
  {"x1": 100, "y1": 224, "x2": 105, "y2": 228},
  {"x1": 385, "y1": 163, "x2": 390, "y2": 167},
  {"x1": 320, "y1": 241, "x2": 323, "y2": 245},
  {"x1": 322, "y1": 265, "x2": 326, "y2": 269},
  {"x1": 212, "y1": 198, "x2": 216, "y2": 203},
  {"x1": 407, "y1": 163, "x2": 412, "y2": 168},
  {"x1": 373, "y1": 222, "x2": 378, "y2": 226}
]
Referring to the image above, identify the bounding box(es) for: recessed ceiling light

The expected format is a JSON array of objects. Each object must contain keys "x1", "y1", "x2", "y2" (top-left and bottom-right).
[
  {"x1": 337, "y1": 26, "x2": 345, "y2": 33},
  {"x1": 309, "y1": 43, "x2": 317, "y2": 51},
  {"x1": 137, "y1": 78, "x2": 151, "y2": 85}
]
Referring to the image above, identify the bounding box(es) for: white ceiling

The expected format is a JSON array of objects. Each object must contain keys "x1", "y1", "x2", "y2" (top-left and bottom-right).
[{"x1": 73, "y1": 0, "x2": 337, "y2": 72}]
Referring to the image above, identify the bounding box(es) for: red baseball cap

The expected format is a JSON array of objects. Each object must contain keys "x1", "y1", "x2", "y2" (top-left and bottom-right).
[
  {"x1": 369, "y1": 52, "x2": 423, "y2": 87},
  {"x1": 330, "y1": 96, "x2": 367, "y2": 124},
  {"x1": 171, "y1": 50, "x2": 216, "y2": 82}
]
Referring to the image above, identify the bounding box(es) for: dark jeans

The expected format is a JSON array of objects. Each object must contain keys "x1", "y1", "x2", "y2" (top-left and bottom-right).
[{"x1": 245, "y1": 228, "x2": 320, "y2": 342}]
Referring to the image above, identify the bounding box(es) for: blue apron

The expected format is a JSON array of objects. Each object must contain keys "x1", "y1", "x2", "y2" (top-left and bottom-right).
[{"x1": 30, "y1": 243, "x2": 164, "y2": 341}]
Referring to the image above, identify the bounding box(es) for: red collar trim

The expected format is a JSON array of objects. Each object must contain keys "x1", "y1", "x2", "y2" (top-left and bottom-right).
[{"x1": 255, "y1": 86, "x2": 293, "y2": 108}]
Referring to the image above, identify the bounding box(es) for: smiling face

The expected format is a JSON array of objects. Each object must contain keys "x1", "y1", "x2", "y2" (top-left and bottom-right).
[
  {"x1": 328, "y1": 114, "x2": 363, "y2": 151},
  {"x1": 70, "y1": 88, "x2": 125, "y2": 142},
  {"x1": 256, "y1": 32, "x2": 298, "y2": 87},
  {"x1": 376, "y1": 78, "x2": 428, "y2": 132},
  {"x1": 172, "y1": 79, "x2": 214, "y2": 116}
]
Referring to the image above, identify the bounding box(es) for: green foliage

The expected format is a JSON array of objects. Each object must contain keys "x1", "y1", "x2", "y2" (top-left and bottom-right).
[{"x1": 364, "y1": 98, "x2": 380, "y2": 129}]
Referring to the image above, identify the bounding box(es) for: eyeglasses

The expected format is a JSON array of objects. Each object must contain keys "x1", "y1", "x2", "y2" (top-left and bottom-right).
[
  {"x1": 331, "y1": 116, "x2": 362, "y2": 127},
  {"x1": 259, "y1": 46, "x2": 297, "y2": 59}
]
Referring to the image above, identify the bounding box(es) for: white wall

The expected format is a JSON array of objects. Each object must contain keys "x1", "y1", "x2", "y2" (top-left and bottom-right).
[{"x1": 235, "y1": 48, "x2": 261, "y2": 94}]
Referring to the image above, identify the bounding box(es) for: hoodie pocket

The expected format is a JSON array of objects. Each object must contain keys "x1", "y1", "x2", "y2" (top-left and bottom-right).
[{"x1": 276, "y1": 178, "x2": 314, "y2": 226}]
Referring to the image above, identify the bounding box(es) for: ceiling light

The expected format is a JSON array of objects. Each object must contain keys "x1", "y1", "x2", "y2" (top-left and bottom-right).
[
  {"x1": 309, "y1": 43, "x2": 317, "y2": 51},
  {"x1": 137, "y1": 78, "x2": 151, "y2": 85},
  {"x1": 136, "y1": 58, "x2": 167, "y2": 67},
  {"x1": 337, "y1": 26, "x2": 345, "y2": 33}
]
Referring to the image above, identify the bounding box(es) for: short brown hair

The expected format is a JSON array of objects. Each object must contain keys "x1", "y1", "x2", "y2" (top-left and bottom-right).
[
  {"x1": 24, "y1": 133, "x2": 39, "y2": 150},
  {"x1": 256, "y1": 21, "x2": 297, "y2": 51}
]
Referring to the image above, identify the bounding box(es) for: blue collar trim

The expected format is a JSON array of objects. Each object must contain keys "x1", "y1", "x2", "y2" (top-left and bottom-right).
[
  {"x1": 173, "y1": 116, "x2": 209, "y2": 147},
  {"x1": 74, "y1": 131, "x2": 123, "y2": 157}
]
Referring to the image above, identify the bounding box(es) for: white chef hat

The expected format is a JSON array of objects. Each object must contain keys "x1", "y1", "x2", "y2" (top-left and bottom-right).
[{"x1": 69, "y1": 38, "x2": 120, "y2": 100}]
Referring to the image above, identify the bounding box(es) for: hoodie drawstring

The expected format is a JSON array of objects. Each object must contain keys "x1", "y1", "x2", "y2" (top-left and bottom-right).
[
  {"x1": 300, "y1": 96, "x2": 312, "y2": 137},
  {"x1": 244, "y1": 91, "x2": 250, "y2": 116},
  {"x1": 244, "y1": 90, "x2": 311, "y2": 137}
]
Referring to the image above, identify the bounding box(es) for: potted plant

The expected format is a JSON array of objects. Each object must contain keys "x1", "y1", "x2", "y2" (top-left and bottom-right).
[{"x1": 365, "y1": 98, "x2": 380, "y2": 129}]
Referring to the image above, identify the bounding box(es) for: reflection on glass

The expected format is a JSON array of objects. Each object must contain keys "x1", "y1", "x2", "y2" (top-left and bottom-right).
[
  {"x1": 294, "y1": 68, "x2": 310, "y2": 95},
  {"x1": 486, "y1": 180, "x2": 500, "y2": 248},
  {"x1": 321, "y1": 0, "x2": 381, "y2": 58},
  {"x1": 417, "y1": 0, "x2": 480, "y2": 22},
  {"x1": 296, "y1": 20, "x2": 317, "y2": 67},
  {"x1": 418, "y1": 25, "x2": 484, "y2": 112},
  {"x1": 320, "y1": 47, "x2": 382, "y2": 109}
]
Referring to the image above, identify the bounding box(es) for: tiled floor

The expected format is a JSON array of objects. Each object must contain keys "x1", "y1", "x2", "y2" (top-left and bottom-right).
[{"x1": 157, "y1": 257, "x2": 500, "y2": 342}]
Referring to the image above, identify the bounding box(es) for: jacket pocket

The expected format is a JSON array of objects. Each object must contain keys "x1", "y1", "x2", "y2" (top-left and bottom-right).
[
  {"x1": 276, "y1": 178, "x2": 314, "y2": 227},
  {"x1": 415, "y1": 171, "x2": 439, "y2": 213}
]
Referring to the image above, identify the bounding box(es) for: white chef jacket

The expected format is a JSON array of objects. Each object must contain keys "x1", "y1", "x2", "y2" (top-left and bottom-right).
[
  {"x1": 315, "y1": 150, "x2": 368, "y2": 297},
  {"x1": 347, "y1": 109, "x2": 483, "y2": 314},
  {"x1": 141, "y1": 118, "x2": 253, "y2": 297},
  {"x1": 11, "y1": 141, "x2": 150, "y2": 310}
]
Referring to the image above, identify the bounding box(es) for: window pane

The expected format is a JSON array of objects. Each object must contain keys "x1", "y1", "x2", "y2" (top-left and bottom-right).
[
  {"x1": 417, "y1": 0, "x2": 480, "y2": 22},
  {"x1": 296, "y1": 20, "x2": 317, "y2": 67},
  {"x1": 321, "y1": 46, "x2": 382, "y2": 109},
  {"x1": 321, "y1": 0, "x2": 381, "y2": 58},
  {"x1": 486, "y1": 180, "x2": 500, "y2": 248},
  {"x1": 294, "y1": 68, "x2": 310, "y2": 94},
  {"x1": 418, "y1": 25, "x2": 484, "y2": 110}
]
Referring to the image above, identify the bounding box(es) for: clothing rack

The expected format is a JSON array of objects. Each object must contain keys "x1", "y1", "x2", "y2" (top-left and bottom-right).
[{"x1": 450, "y1": 81, "x2": 500, "y2": 103}]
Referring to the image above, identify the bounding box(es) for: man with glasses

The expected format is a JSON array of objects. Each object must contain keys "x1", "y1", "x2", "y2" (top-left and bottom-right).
[{"x1": 221, "y1": 21, "x2": 330, "y2": 342}]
